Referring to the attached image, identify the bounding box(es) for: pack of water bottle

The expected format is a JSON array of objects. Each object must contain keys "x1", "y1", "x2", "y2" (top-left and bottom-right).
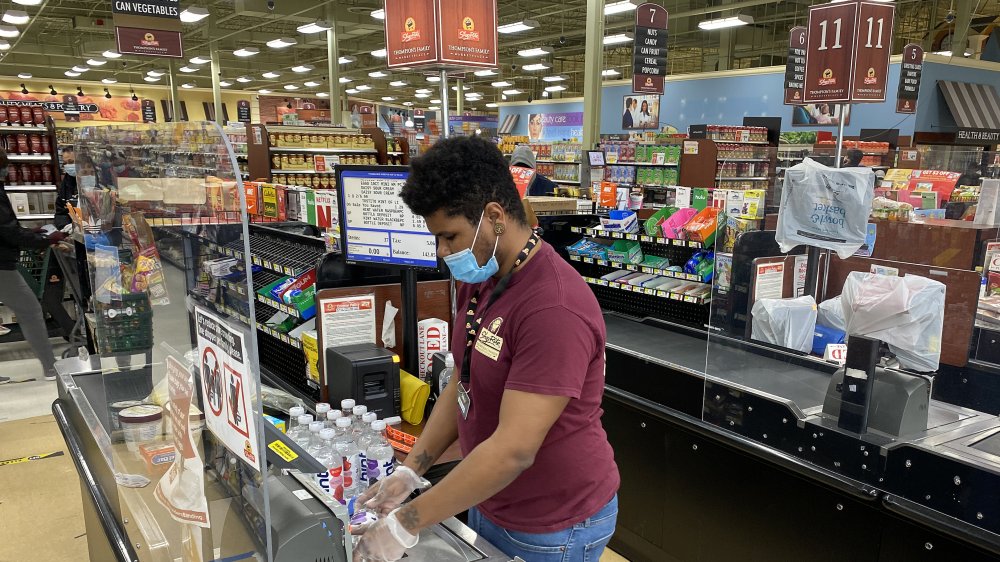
[{"x1": 285, "y1": 400, "x2": 398, "y2": 505}]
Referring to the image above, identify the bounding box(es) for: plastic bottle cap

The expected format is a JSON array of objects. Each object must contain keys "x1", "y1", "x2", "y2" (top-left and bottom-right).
[
  {"x1": 341, "y1": 399, "x2": 356, "y2": 409},
  {"x1": 353, "y1": 405, "x2": 367, "y2": 416},
  {"x1": 309, "y1": 421, "x2": 324, "y2": 432},
  {"x1": 362, "y1": 412, "x2": 377, "y2": 423},
  {"x1": 327, "y1": 410, "x2": 343, "y2": 421},
  {"x1": 336, "y1": 417, "x2": 352, "y2": 428},
  {"x1": 320, "y1": 428, "x2": 336, "y2": 439},
  {"x1": 289, "y1": 406, "x2": 305, "y2": 417},
  {"x1": 445, "y1": 353, "x2": 455, "y2": 368},
  {"x1": 371, "y1": 420, "x2": 386, "y2": 431},
  {"x1": 297, "y1": 414, "x2": 313, "y2": 425},
  {"x1": 315, "y1": 403, "x2": 331, "y2": 414},
  {"x1": 383, "y1": 416, "x2": 402, "y2": 425}
]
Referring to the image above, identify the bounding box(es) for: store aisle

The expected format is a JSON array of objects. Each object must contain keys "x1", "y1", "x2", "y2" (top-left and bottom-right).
[
  {"x1": 0, "y1": 340, "x2": 70, "y2": 423},
  {"x1": 0, "y1": 415, "x2": 87, "y2": 561}
]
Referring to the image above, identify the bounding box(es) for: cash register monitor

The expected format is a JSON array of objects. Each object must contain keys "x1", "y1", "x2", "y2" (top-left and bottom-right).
[{"x1": 336, "y1": 165, "x2": 438, "y2": 271}]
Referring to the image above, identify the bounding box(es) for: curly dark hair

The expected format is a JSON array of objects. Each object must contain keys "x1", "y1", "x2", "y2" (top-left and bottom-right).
[{"x1": 401, "y1": 135, "x2": 527, "y2": 225}]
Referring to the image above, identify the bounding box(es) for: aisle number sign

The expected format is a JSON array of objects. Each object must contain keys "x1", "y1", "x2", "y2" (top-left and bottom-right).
[
  {"x1": 803, "y1": 1, "x2": 895, "y2": 104},
  {"x1": 632, "y1": 3, "x2": 669, "y2": 95},
  {"x1": 896, "y1": 44, "x2": 924, "y2": 114},
  {"x1": 783, "y1": 27, "x2": 807, "y2": 105}
]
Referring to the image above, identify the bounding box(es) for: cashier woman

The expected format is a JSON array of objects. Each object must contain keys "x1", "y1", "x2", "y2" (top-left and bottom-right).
[{"x1": 353, "y1": 135, "x2": 620, "y2": 561}]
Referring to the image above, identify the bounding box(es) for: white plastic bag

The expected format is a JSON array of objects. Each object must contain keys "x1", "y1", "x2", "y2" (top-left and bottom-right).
[
  {"x1": 776, "y1": 158, "x2": 876, "y2": 258},
  {"x1": 840, "y1": 272, "x2": 945, "y2": 372},
  {"x1": 817, "y1": 296, "x2": 846, "y2": 331},
  {"x1": 751, "y1": 295, "x2": 818, "y2": 353}
]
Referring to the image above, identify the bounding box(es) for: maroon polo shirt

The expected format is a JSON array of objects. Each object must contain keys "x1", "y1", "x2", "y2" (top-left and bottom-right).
[{"x1": 452, "y1": 240, "x2": 620, "y2": 533}]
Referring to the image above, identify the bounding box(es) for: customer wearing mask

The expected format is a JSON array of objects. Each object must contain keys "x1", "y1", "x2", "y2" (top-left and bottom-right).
[
  {"x1": 0, "y1": 149, "x2": 67, "y2": 383},
  {"x1": 509, "y1": 145, "x2": 558, "y2": 197},
  {"x1": 352, "y1": 136, "x2": 619, "y2": 561},
  {"x1": 55, "y1": 147, "x2": 77, "y2": 230}
]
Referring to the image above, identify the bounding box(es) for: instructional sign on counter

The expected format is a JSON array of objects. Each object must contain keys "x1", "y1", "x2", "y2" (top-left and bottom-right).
[
  {"x1": 339, "y1": 169, "x2": 438, "y2": 268},
  {"x1": 754, "y1": 262, "x2": 785, "y2": 302},
  {"x1": 318, "y1": 295, "x2": 377, "y2": 350},
  {"x1": 195, "y1": 306, "x2": 260, "y2": 471}
]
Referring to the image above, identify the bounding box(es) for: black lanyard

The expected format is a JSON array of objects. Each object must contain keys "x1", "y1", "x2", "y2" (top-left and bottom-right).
[{"x1": 461, "y1": 233, "x2": 540, "y2": 384}]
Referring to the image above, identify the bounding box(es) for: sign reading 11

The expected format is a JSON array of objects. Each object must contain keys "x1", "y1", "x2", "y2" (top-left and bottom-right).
[{"x1": 816, "y1": 14, "x2": 885, "y2": 51}]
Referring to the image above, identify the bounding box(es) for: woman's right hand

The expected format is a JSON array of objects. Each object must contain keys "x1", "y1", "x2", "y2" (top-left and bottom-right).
[{"x1": 358, "y1": 466, "x2": 428, "y2": 516}]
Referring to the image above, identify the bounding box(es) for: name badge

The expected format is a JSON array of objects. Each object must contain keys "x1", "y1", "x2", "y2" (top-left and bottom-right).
[{"x1": 457, "y1": 383, "x2": 471, "y2": 419}]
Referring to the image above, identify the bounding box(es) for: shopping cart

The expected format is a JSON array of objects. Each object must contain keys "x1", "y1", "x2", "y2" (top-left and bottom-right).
[
  {"x1": 16, "y1": 247, "x2": 51, "y2": 300},
  {"x1": 50, "y1": 242, "x2": 90, "y2": 356}
]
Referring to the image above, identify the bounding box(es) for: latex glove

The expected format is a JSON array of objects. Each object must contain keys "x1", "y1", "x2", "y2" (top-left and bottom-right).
[
  {"x1": 358, "y1": 466, "x2": 426, "y2": 516},
  {"x1": 352, "y1": 510, "x2": 418, "y2": 562}
]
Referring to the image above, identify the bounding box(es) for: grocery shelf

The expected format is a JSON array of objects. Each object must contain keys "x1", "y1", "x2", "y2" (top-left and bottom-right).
[
  {"x1": 716, "y1": 158, "x2": 771, "y2": 162},
  {"x1": 569, "y1": 254, "x2": 706, "y2": 282},
  {"x1": 552, "y1": 179, "x2": 581, "y2": 185},
  {"x1": 570, "y1": 225, "x2": 703, "y2": 249},
  {"x1": 271, "y1": 169, "x2": 324, "y2": 174},
  {"x1": 8, "y1": 154, "x2": 52, "y2": 162},
  {"x1": 5, "y1": 184, "x2": 56, "y2": 191},
  {"x1": 716, "y1": 176, "x2": 770, "y2": 181},
  {"x1": 214, "y1": 300, "x2": 303, "y2": 350},
  {"x1": 608, "y1": 161, "x2": 679, "y2": 167},
  {"x1": 15, "y1": 214, "x2": 54, "y2": 220},
  {"x1": 220, "y1": 276, "x2": 302, "y2": 318},
  {"x1": 708, "y1": 139, "x2": 770, "y2": 145},
  {"x1": 270, "y1": 147, "x2": 377, "y2": 154},
  {"x1": 536, "y1": 159, "x2": 580, "y2": 164},
  {"x1": 582, "y1": 275, "x2": 711, "y2": 305},
  {"x1": 202, "y1": 232, "x2": 324, "y2": 277},
  {"x1": 0, "y1": 125, "x2": 48, "y2": 133}
]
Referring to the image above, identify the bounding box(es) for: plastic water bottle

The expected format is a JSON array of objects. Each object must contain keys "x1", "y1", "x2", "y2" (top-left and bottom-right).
[
  {"x1": 315, "y1": 402, "x2": 331, "y2": 420},
  {"x1": 305, "y1": 421, "x2": 325, "y2": 450},
  {"x1": 352, "y1": 405, "x2": 368, "y2": 432},
  {"x1": 287, "y1": 406, "x2": 305, "y2": 435},
  {"x1": 439, "y1": 353, "x2": 455, "y2": 396},
  {"x1": 325, "y1": 409, "x2": 343, "y2": 429},
  {"x1": 289, "y1": 414, "x2": 313, "y2": 445},
  {"x1": 340, "y1": 398, "x2": 356, "y2": 418},
  {"x1": 334, "y1": 417, "x2": 362, "y2": 501},
  {"x1": 356, "y1": 412, "x2": 378, "y2": 486},
  {"x1": 314, "y1": 428, "x2": 343, "y2": 501},
  {"x1": 365, "y1": 421, "x2": 396, "y2": 487}
]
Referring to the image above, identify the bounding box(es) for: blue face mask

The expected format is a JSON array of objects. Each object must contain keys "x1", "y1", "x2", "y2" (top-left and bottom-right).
[
  {"x1": 64, "y1": 163, "x2": 76, "y2": 177},
  {"x1": 443, "y1": 210, "x2": 499, "y2": 284}
]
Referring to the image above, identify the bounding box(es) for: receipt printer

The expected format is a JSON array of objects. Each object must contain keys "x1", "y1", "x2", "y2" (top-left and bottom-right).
[{"x1": 326, "y1": 343, "x2": 401, "y2": 418}]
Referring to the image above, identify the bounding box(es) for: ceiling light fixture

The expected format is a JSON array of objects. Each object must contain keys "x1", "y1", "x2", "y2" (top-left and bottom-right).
[
  {"x1": 426, "y1": 75, "x2": 440, "y2": 82},
  {"x1": 338, "y1": 55, "x2": 356, "y2": 64},
  {"x1": 522, "y1": 63, "x2": 550, "y2": 71},
  {"x1": 403, "y1": 102, "x2": 413, "y2": 107},
  {"x1": 0, "y1": 25, "x2": 19, "y2": 38},
  {"x1": 86, "y1": 58, "x2": 108, "y2": 67},
  {"x1": 303, "y1": 80, "x2": 320, "y2": 87},
  {"x1": 219, "y1": 80, "x2": 232, "y2": 87},
  {"x1": 180, "y1": 7, "x2": 210, "y2": 23},
  {"x1": 604, "y1": 0, "x2": 640, "y2": 15},
  {"x1": 356, "y1": 84, "x2": 371, "y2": 91},
  {"x1": 103, "y1": 50, "x2": 122, "y2": 59},
  {"x1": 542, "y1": 91, "x2": 550, "y2": 98},
  {"x1": 101, "y1": 77, "x2": 117, "y2": 84},
  {"x1": 266, "y1": 37, "x2": 297, "y2": 49},
  {"x1": 339, "y1": 77, "x2": 353, "y2": 83},
  {"x1": 284, "y1": 84, "x2": 299, "y2": 90},
  {"x1": 473, "y1": 69, "x2": 497, "y2": 77},
  {"x1": 497, "y1": 19, "x2": 539, "y2": 34},
  {"x1": 291, "y1": 64, "x2": 314, "y2": 73},
  {"x1": 369, "y1": 70, "x2": 390, "y2": 78},
  {"x1": 415, "y1": 93, "x2": 429, "y2": 98},
  {"x1": 17, "y1": 72, "x2": 30, "y2": 79},
  {"x1": 517, "y1": 46, "x2": 553, "y2": 57},
  {"x1": 428, "y1": 105, "x2": 440, "y2": 110},
  {"x1": 415, "y1": 88, "x2": 431, "y2": 94},
  {"x1": 72, "y1": 65, "x2": 89, "y2": 73},
  {"x1": 544, "y1": 85, "x2": 566, "y2": 92},
  {"x1": 13, "y1": 0, "x2": 42, "y2": 5},
  {"x1": 602, "y1": 69, "x2": 621, "y2": 77},
  {"x1": 345, "y1": 88, "x2": 359, "y2": 94},
  {"x1": 430, "y1": 98, "x2": 441, "y2": 103},
  {"x1": 382, "y1": 96, "x2": 395, "y2": 101},
  {"x1": 389, "y1": 80, "x2": 408, "y2": 87},
  {"x1": 65, "y1": 70, "x2": 80, "y2": 77},
  {"x1": 236, "y1": 76, "x2": 253, "y2": 83},
  {"x1": 370, "y1": 8, "x2": 385, "y2": 19},
  {"x1": 189, "y1": 55, "x2": 210, "y2": 64},
  {"x1": 502, "y1": 89, "x2": 522, "y2": 95},
  {"x1": 297, "y1": 20, "x2": 331, "y2": 34},
  {"x1": 542, "y1": 75, "x2": 567, "y2": 82},
  {"x1": 181, "y1": 83, "x2": 195, "y2": 89},
  {"x1": 147, "y1": 69, "x2": 165, "y2": 77},
  {"x1": 371, "y1": 48, "x2": 387, "y2": 58},
  {"x1": 258, "y1": 89, "x2": 272, "y2": 94},
  {"x1": 2, "y1": 10, "x2": 29, "y2": 25},
  {"x1": 143, "y1": 75, "x2": 159, "y2": 82},
  {"x1": 603, "y1": 33, "x2": 633, "y2": 45},
  {"x1": 179, "y1": 66, "x2": 198, "y2": 73},
  {"x1": 316, "y1": 92, "x2": 329, "y2": 97},
  {"x1": 486, "y1": 102, "x2": 499, "y2": 108},
  {"x1": 698, "y1": 14, "x2": 754, "y2": 30},
  {"x1": 0, "y1": 40, "x2": 11, "y2": 50},
  {"x1": 233, "y1": 47, "x2": 259, "y2": 57},
  {"x1": 262, "y1": 71, "x2": 281, "y2": 79}
]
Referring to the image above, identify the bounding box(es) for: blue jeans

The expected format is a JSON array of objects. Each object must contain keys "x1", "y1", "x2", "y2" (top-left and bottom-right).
[{"x1": 467, "y1": 495, "x2": 618, "y2": 562}]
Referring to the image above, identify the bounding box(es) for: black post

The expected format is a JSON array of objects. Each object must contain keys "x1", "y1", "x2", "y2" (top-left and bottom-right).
[
  {"x1": 803, "y1": 246, "x2": 821, "y2": 298},
  {"x1": 401, "y1": 269, "x2": 419, "y2": 374}
]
